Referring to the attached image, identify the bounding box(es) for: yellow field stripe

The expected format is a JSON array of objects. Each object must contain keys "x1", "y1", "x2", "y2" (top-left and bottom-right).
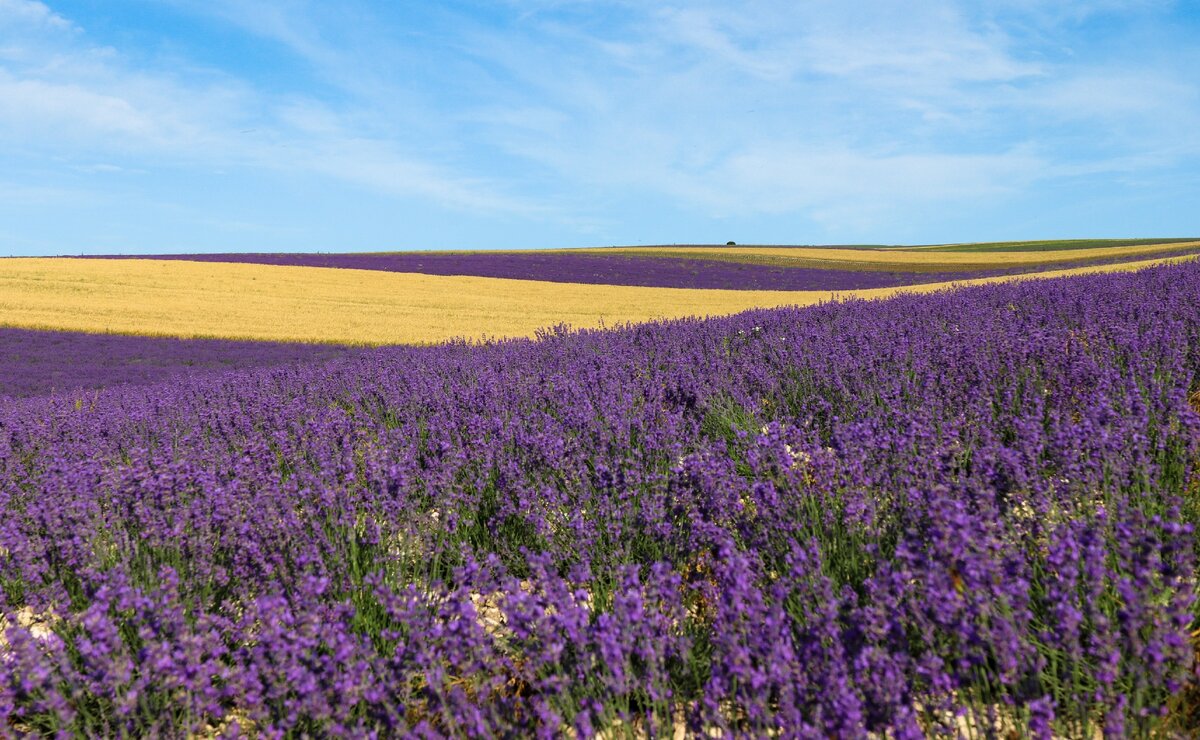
[
  {"x1": 0, "y1": 255, "x2": 1195, "y2": 345},
  {"x1": 569, "y1": 241, "x2": 1200, "y2": 266}
]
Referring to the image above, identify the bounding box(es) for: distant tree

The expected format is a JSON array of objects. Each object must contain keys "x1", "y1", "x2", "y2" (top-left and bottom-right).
[{"x1": 726, "y1": 241, "x2": 736, "y2": 245}]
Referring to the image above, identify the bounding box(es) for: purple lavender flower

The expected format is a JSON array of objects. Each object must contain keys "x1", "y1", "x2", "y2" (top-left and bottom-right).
[{"x1": 2, "y1": 261, "x2": 1198, "y2": 735}]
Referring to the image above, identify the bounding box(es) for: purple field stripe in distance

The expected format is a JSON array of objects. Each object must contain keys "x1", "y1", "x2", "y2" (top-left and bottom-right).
[
  {"x1": 80, "y1": 251, "x2": 1063, "y2": 291},
  {"x1": 0, "y1": 327, "x2": 358, "y2": 399}
]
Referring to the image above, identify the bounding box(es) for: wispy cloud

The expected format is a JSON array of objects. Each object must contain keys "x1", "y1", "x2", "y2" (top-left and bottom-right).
[
  {"x1": 0, "y1": 0, "x2": 541, "y2": 216},
  {"x1": 448, "y1": 0, "x2": 1199, "y2": 223},
  {"x1": 1, "y1": 0, "x2": 1198, "y2": 253},
  {"x1": 0, "y1": 0, "x2": 71, "y2": 30}
]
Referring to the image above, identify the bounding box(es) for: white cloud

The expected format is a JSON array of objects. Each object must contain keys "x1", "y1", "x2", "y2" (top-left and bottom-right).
[
  {"x1": 703, "y1": 146, "x2": 1044, "y2": 213},
  {"x1": 0, "y1": 1, "x2": 542, "y2": 216},
  {"x1": 0, "y1": 0, "x2": 73, "y2": 31},
  {"x1": 652, "y1": 1, "x2": 1041, "y2": 88},
  {"x1": 0, "y1": 74, "x2": 190, "y2": 143},
  {"x1": 301, "y1": 138, "x2": 551, "y2": 215},
  {"x1": 2, "y1": 0, "x2": 1197, "y2": 242},
  {"x1": 1023, "y1": 71, "x2": 1198, "y2": 120},
  {"x1": 983, "y1": 0, "x2": 1174, "y2": 24},
  {"x1": 448, "y1": 0, "x2": 1199, "y2": 230}
]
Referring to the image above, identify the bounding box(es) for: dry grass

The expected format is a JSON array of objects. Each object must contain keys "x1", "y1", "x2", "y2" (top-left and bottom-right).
[
  {"x1": 573, "y1": 241, "x2": 1200, "y2": 267},
  {"x1": 0, "y1": 255, "x2": 1195, "y2": 345}
]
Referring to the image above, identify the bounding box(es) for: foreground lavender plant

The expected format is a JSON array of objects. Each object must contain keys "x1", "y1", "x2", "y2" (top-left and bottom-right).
[{"x1": 2, "y1": 263, "x2": 1199, "y2": 737}]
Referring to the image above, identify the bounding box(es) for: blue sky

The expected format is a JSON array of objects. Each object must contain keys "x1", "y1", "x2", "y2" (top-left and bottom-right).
[{"x1": 1, "y1": 0, "x2": 1198, "y2": 254}]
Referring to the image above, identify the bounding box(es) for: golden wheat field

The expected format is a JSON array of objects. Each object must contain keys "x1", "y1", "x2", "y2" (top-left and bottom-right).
[{"x1": 1, "y1": 254, "x2": 1195, "y2": 345}]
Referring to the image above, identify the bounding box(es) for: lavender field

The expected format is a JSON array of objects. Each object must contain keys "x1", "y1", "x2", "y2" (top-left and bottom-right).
[
  {"x1": 81, "y1": 251, "x2": 1039, "y2": 291},
  {"x1": 0, "y1": 328, "x2": 357, "y2": 399},
  {"x1": 3, "y1": 263, "x2": 1199, "y2": 736}
]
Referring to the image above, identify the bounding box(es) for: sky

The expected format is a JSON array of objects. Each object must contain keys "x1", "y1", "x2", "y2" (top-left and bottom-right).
[{"x1": 1, "y1": 0, "x2": 1198, "y2": 254}]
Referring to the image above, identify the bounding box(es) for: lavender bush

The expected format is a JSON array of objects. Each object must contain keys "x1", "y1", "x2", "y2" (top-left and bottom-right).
[{"x1": 3, "y1": 263, "x2": 1199, "y2": 737}]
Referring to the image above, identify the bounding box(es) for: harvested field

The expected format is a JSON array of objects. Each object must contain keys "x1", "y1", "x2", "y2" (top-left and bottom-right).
[
  {"x1": 2, "y1": 254, "x2": 1196, "y2": 344},
  {"x1": 578, "y1": 240, "x2": 1200, "y2": 268},
  {"x1": 912, "y1": 237, "x2": 1200, "y2": 252}
]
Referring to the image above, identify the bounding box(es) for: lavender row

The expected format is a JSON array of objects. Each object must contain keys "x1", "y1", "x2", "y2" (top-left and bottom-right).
[
  {"x1": 3, "y1": 264, "x2": 1199, "y2": 736},
  {"x1": 0, "y1": 328, "x2": 357, "y2": 399},
  {"x1": 83, "y1": 251, "x2": 1033, "y2": 290}
]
